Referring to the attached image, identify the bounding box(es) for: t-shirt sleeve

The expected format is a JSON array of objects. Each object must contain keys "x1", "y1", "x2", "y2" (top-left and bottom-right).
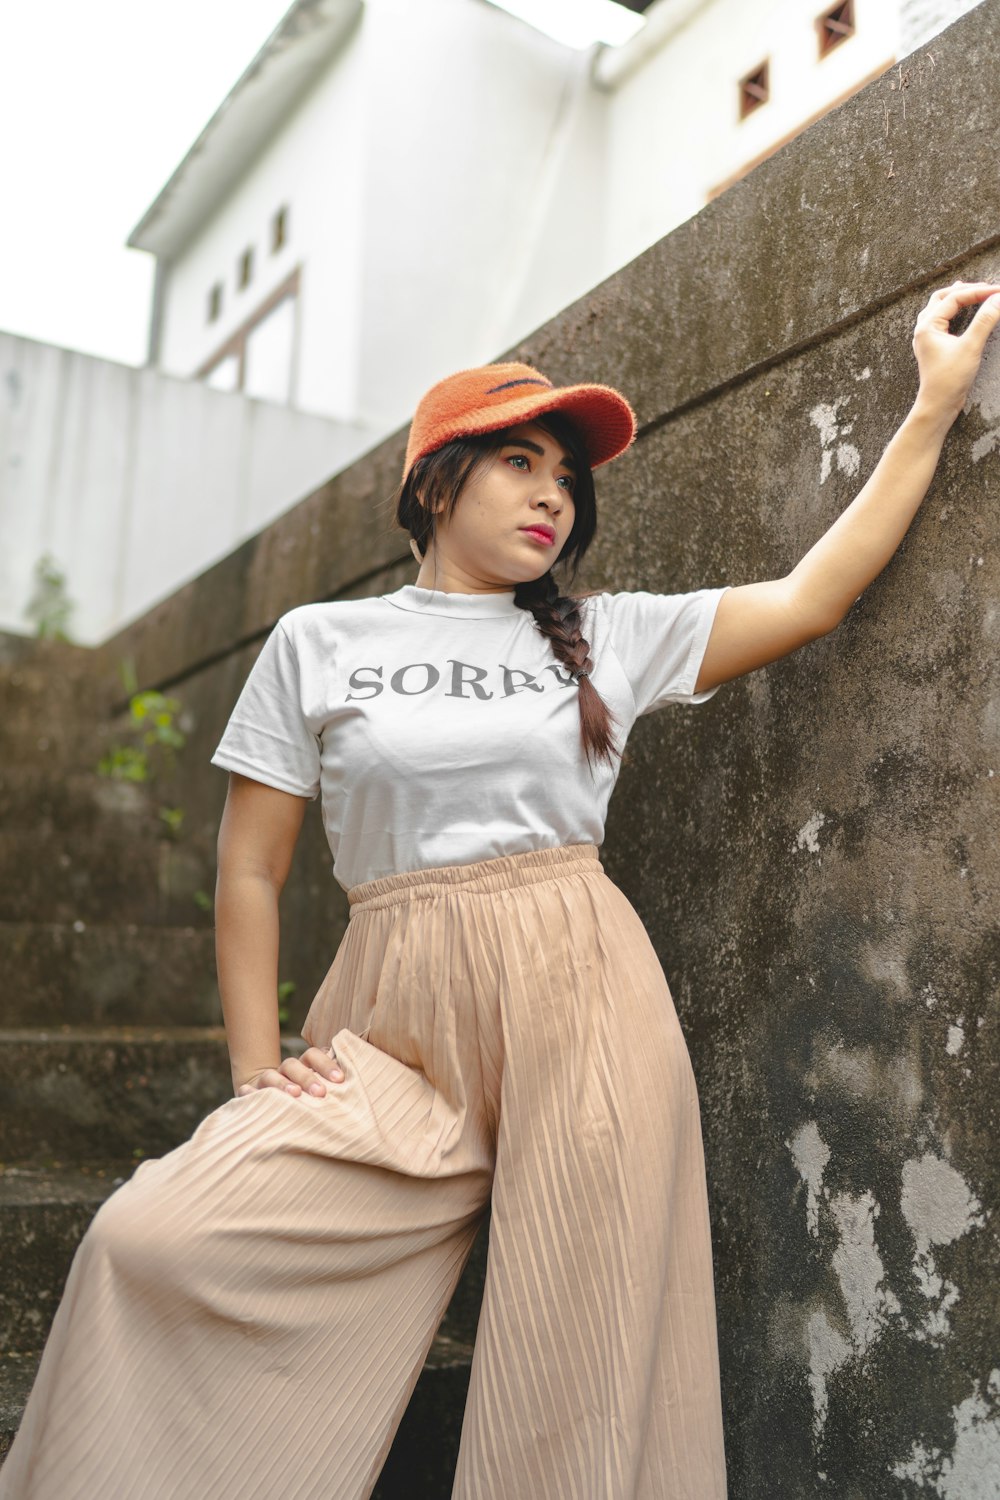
[
  {"x1": 601, "y1": 586, "x2": 731, "y2": 716},
  {"x1": 210, "y1": 618, "x2": 322, "y2": 799}
]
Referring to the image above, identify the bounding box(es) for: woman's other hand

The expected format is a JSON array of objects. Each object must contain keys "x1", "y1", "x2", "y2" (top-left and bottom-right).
[
  {"x1": 237, "y1": 1045, "x2": 345, "y2": 1098},
  {"x1": 912, "y1": 279, "x2": 1000, "y2": 423}
]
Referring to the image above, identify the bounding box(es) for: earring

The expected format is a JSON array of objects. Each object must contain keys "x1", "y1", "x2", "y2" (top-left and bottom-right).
[{"x1": 409, "y1": 538, "x2": 424, "y2": 563}]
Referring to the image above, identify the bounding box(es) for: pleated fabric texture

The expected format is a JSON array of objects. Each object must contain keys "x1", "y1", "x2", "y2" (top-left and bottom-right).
[{"x1": 1, "y1": 842, "x2": 728, "y2": 1500}]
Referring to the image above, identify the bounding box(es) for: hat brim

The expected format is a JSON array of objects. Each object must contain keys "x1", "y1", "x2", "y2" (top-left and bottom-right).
[{"x1": 409, "y1": 382, "x2": 637, "y2": 474}]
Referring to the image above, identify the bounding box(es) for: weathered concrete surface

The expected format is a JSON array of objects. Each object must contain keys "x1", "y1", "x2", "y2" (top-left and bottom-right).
[
  {"x1": 5, "y1": 5, "x2": 1000, "y2": 1496},
  {"x1": 0, "y1": 1027, "x2": 233, "y2": 1162},
  {"x1": 0, "y1": 1356, "x2": 42, "y2": 1460},
  {"x1": 0, "y1": 636, "x2": 112, "y2": 779},
  {"x1": 0, "y1": 924, "x2": 220, "y2": 1028},
  {"x1": 0, "y1": 829, "x2": 216, "y2": 926},
  {"x1": 593, "y1": 276, "x2": 1000, "y2": 1496},
  {"x1": 0, "y1": 1167, "x2": 127, "y2": 1355}
]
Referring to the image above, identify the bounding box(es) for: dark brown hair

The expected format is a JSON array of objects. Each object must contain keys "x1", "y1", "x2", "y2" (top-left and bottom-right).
[{"x1": 392, "y1": 410, "x2": 622, "y2": 770}]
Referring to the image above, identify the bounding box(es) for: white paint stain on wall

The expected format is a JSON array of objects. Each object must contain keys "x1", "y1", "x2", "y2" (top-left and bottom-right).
[
  {"x1": 795, "y1": 811, "x2": 826, "y2": 854},
  {"x1": 805, "y1": 1039, "x2": 923, "y2": 1121},
  {"x1": 809, "y1": 397, "x2": 862, "y2": 484},
  {"x1": 945, "y1": 1020, "x2": 965, "y2": 1057},
  {"x1": 787, "y1": 1125, "x2": 901, "y2": 1441},
  {"x1": 807, "y1": 1308, "x2": 852, "y2": 1442},
  {"x1": 829, "y1": 1189, "x2": 902, "y2": 1353},
  {"x1": 788, "y1": 1120, "x2": 830, "y2": 1237},
  {"x1": 787, "y1": 1122, "x2": 852, "y2": 1440},
  {"x1": 900, "y1": 1153, "x2": 986, "y2": 1345},
  {"x1": 786, "y1": 1122, "x2": 991, "y2": 1463},
  {"x1": 890, "y1": 1368, "x2": 1000, "y2": 1497}
]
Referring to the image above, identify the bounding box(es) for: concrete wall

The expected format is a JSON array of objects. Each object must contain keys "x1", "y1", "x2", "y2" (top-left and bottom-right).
[
  {"x1": 0, "y1": 332, "x2": 373, "y2": 642},
  {"x1": 84, "y1": 2, "x2": 1000, "y2": 1492}
]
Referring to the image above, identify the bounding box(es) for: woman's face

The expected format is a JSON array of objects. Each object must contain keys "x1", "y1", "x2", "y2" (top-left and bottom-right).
[{"x1": 416, "y1": 420, "x2": 578, "y2": 592}]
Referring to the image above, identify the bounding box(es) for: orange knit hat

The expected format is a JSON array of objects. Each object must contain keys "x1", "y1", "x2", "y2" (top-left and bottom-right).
[{"x1": 402, "y1": 361, "x2": 637, "y2": 481}]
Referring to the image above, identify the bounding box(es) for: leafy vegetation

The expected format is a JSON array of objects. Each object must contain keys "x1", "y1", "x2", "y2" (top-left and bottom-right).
[{"x1": 25, "y1": 553, "x2": 75, "y2": 641}]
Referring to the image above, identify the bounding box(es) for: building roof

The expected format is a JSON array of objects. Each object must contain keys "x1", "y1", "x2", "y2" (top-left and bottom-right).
[{"x1": 126, "y1": 0, "x2": 362, "y2": 260}]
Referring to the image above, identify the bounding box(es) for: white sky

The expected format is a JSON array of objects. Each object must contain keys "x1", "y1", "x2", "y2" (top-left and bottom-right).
[
  {"x1": 0, "y1": 0, "x2": 641, "y2": 369},
  {"x1": 0, "y1": 0, "x2": 313, "y2": 367}
]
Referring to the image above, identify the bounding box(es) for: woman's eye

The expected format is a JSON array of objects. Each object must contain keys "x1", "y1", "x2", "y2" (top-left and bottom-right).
[
  {"x1": 557, "y1": 475, "x2": 575, "y2": 492},
  {"x1": 507, "y1": 454, "x2": 530, "y2": 470}
]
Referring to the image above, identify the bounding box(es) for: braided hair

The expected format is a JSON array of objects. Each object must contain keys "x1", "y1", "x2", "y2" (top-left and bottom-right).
[{"x1": 392, "y1": 409, "x2": 623, "y2": 771}]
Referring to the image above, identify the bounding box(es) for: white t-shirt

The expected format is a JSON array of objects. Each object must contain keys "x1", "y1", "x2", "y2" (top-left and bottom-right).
[{"x1": 211, "y1": 581, "x2": 730, "y2": 891}]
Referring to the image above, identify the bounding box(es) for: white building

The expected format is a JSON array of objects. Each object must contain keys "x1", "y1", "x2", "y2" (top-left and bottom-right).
[
  {"x1": 132, "y1": 0, "x2": 922, "y2": 432},
  {"x1": 1, "y1": 0, "x2": 983, "y2": 641}
]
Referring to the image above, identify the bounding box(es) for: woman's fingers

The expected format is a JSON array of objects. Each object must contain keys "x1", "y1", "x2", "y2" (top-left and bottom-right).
[
  {"x1": 922, "y1": 280, "x2": 1000, "y2": 324},
  {"x1": 237, "y1": 1067, "x2": 291, "y2": 1096},
  {"x1": 911, "y1": 280, "x2": 1000, "y2": 419},
  {"x1": 920, "y1": 287, "x2": 1000, "y2": 350},
  {"x1": 928, "y1": 279, "x2": 1000, "y2": 299},
  {"x1": 279, "y1": 1047, "x2": 346, "y2": 1097},
  {"x1": 236, "y1": 1048, "x2": 345, "y2": 1097}
]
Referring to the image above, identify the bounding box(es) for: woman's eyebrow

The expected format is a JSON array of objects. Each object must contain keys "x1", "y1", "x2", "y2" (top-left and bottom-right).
[{"x1": 504, "y1": 438, "x2": 577, "y2": 472}]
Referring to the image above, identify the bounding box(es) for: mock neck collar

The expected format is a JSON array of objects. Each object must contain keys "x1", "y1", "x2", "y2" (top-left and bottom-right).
[{"x1": 382, "y1": 583, "x2": 522, "y2": 619}]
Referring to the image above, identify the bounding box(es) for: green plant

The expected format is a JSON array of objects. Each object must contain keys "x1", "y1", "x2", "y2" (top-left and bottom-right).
[
  {"x1": 96, "y1": 746, "x2": 150, "y2": 782},
  {"x1": 98, "y1": 678, "x2": 187, "y2": 789},
  {"x1": 130, "y1": 691, "x2": 186, "y2": 753},
  {"x1": 158, "y1": 806, "x2": 184, "y2": 838},
  {"x1": 192, "y1": 889, "x2": 213, "y2": 913},
  {"x1": 277, "y1": 979, "x2": 296, "y2": 1026},
  {"x1": 24, "y1": 553, "x2": 75, "y2": 641},
  {"x1": 118, "y1": 658, "x2": 139, "y2": 696}
]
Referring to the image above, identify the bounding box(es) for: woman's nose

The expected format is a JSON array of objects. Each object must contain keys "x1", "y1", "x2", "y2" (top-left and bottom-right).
[{"x1": 531, "y1": 484, "x2": 563, "y2": 513}]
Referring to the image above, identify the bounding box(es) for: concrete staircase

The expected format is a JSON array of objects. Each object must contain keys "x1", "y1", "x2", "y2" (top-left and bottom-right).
[{"x1": 0, "y1": 633, "x2": 483, "y2": 1493}]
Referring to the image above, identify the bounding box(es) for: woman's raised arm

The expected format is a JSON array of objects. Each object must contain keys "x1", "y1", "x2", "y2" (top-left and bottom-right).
[{"x1": 694, "y1": 279, "x2": 1000, "y2": 695}]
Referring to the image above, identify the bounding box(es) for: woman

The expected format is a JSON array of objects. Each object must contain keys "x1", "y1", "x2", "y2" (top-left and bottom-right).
[{"x1": 3, "y1": 280, "x2": 998, "y2": 1500}]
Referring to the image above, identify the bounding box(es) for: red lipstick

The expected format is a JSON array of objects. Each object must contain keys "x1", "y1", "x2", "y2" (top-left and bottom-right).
[{"x1": 520, "y1": 524, "x2": 556, "y2": 546}]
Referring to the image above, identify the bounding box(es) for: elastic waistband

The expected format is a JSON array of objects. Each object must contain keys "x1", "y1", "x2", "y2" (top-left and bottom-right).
[{"x1": 347, "y1": 842, "x2": 602, "y2": 912}]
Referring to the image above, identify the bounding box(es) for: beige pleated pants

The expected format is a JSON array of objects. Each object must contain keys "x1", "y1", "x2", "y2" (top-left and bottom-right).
[{"x1": 1, "y1": 843, "x2": 728, "y2": 1500}]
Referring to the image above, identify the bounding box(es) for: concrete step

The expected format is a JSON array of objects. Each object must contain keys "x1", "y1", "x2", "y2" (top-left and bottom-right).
[
  {"x1": 0, "y1": 830, "x2": 212, "y2": 925},
  {"x1": 0, "y1": 659, "x2": 107, "y2": 719},
  {"x1": 1, "y1": 1335, "x2": 475, "y2": 1493},
  {"x1": 0, "y1": 1163, "x2": 131, "y2": 1356},
  {"x1": 0, "y1": 707, "x2": 111, "y2": 772},
  {"x1": 0, "y1": 1026, "x2": 233, "y2": 1163},
  {"x1": 0, "y1": 921, "x2": 220, "y2": 1028},
  {"x1": 0, "y1": 767, "x2": 156, "y2": 837},
  {"x1": 0, "y1": 1352, "x2": 40, "y2": 1461},
  {"x1": 0, "y1": 656, "x2": 173, "y2": 774}
]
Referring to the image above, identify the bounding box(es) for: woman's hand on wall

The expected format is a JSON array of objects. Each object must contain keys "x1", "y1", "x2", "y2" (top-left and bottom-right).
[
  {"x1": 237, "y1": 1045, "x2": 345, "y2": 1097},
  {"x1": 912, "y1": 279, "x2": 1000, "y2": 424},
  {"x1": 694, "y1": 277, "x2": 1000, "y2": 694}
]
